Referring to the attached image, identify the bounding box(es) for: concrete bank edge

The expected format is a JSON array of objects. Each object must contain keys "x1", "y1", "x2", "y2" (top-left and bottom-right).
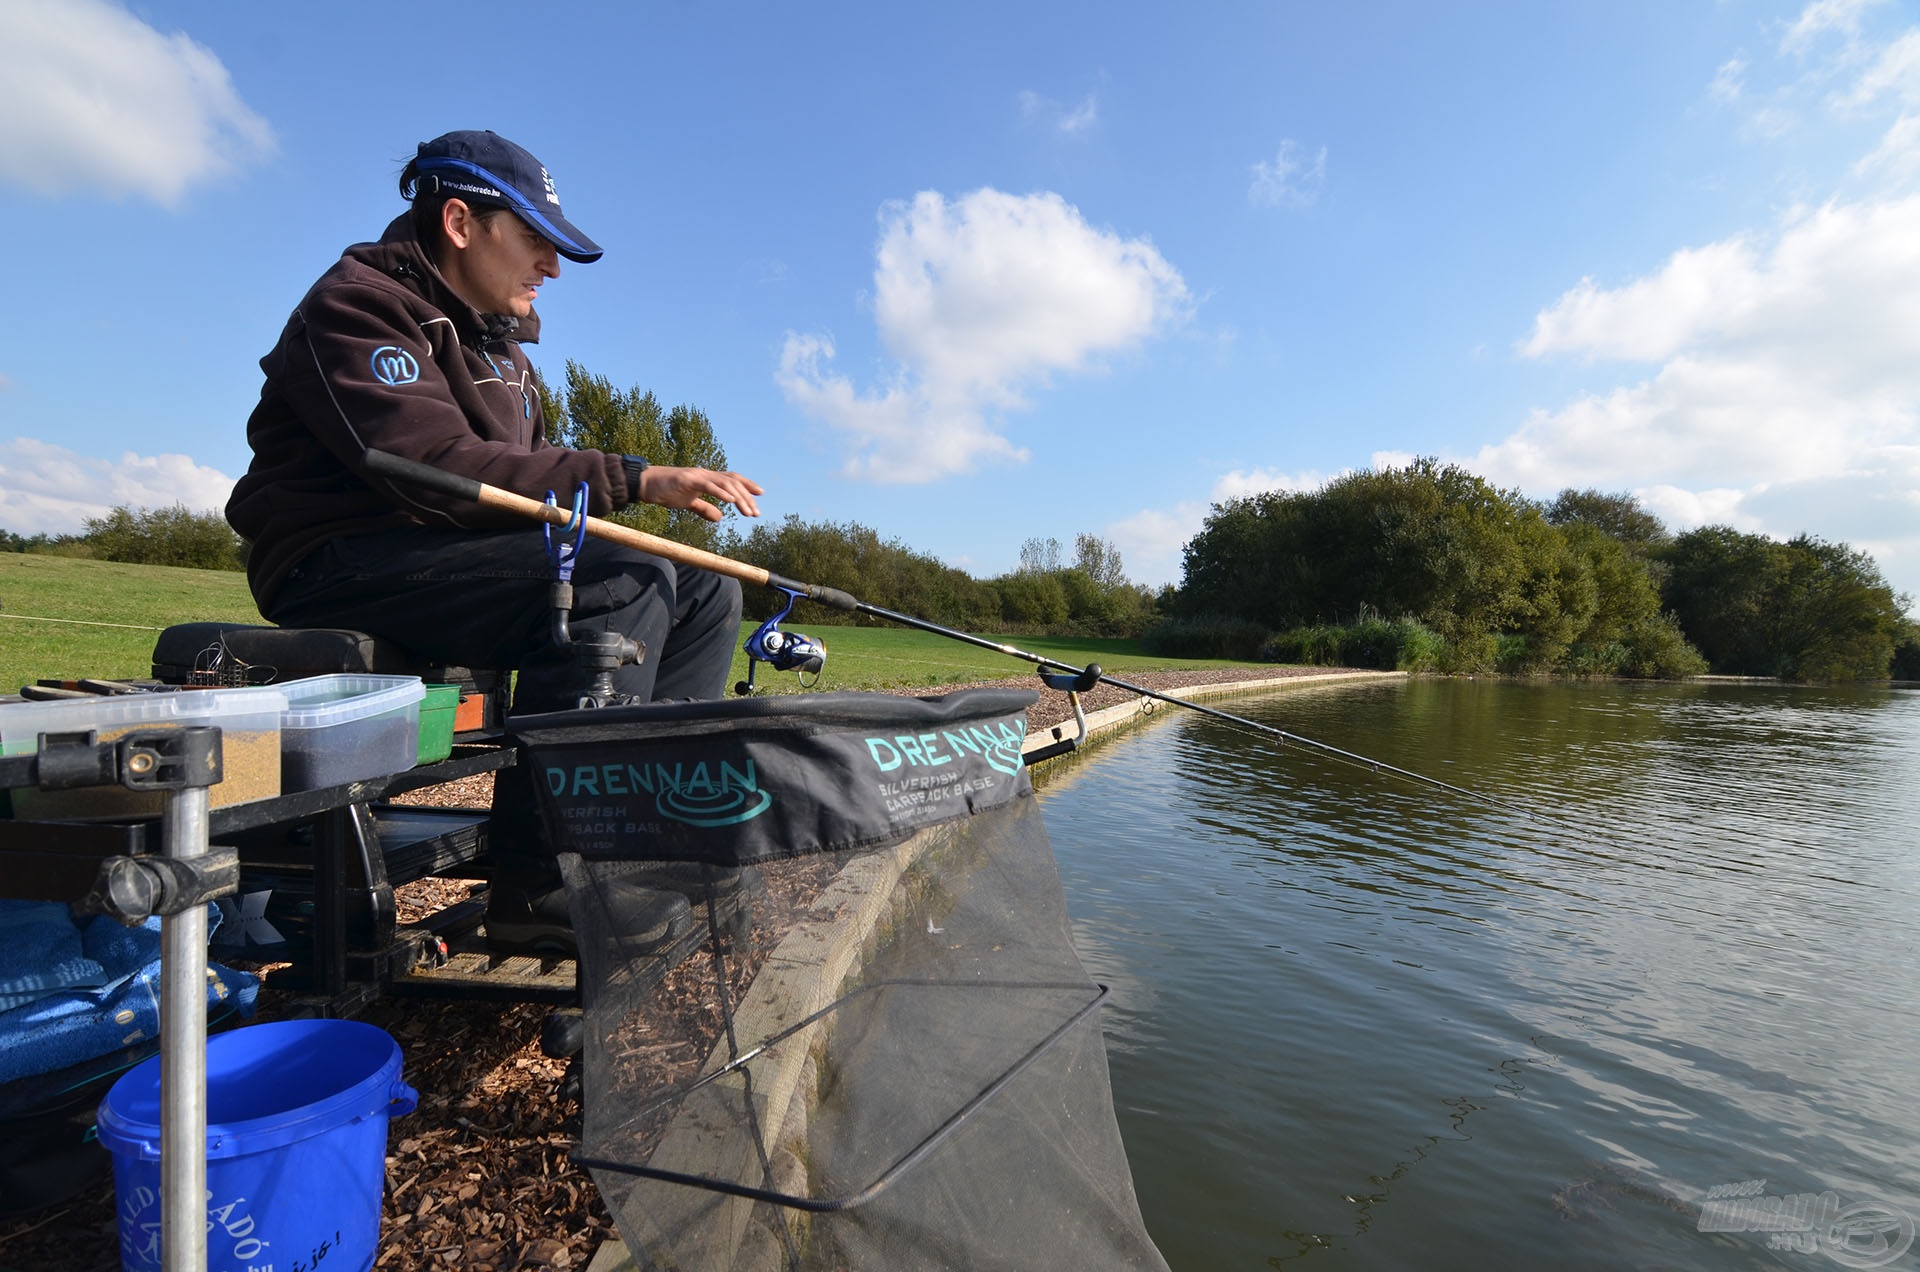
[{"x1": 1020, "y1": 668, "x2": 1405, "y2": 762}]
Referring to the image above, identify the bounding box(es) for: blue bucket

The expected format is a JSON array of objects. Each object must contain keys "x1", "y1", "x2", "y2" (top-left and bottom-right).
[{"x1": 95, "y1": 1019, "x2": 417, "y2": 1272}]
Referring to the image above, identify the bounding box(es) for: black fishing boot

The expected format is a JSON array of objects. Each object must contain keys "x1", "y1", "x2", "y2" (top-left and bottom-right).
[{"x1": 484, "y1": 877, "x2": 692, "y2": 960}]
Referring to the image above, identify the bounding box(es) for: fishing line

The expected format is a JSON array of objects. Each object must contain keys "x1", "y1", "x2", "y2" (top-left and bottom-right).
[
  {"x1": 359, "y1": 449, "x2": 1595, "y2": 835},
  {"x1": 836, "y1": 596, "x2": 1595, "y2": 833}
]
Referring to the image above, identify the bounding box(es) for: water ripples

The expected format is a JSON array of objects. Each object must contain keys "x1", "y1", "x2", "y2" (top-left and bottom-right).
[{"x1": 1039, "y1": 679, "x2": 1920, "y2": 1270}]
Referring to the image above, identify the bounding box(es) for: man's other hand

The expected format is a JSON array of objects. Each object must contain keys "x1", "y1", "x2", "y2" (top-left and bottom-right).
[{"x1": 635, "y1": 466, "x2": 764, "y2": 521}]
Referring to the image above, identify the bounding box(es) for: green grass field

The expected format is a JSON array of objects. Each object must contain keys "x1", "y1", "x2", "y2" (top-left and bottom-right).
[
  {"x1": 0, "y1": 555, "x2": 267, "y2": 690},
  {"x1": 0, "y1": 555, "x2": 1260, "y2": 694}
]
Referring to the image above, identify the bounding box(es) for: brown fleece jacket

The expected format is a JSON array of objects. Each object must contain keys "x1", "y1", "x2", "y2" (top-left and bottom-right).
[{"x1": 226, "y1": 213, "x2": 630, "y2": 606}]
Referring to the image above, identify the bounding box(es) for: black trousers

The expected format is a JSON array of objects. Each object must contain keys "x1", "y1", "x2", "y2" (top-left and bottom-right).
[{"x1": 265, "y1": 525, "x2": 743, "y2": 884}]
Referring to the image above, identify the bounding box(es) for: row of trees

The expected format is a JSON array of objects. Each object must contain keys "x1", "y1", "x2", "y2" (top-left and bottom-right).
[
  {"x1": 1663, "y1": 527, "x2": 1910, "y2": 681},
  {"x1": 2, "y1": 506, "x2": 248, "y2": 571},
  {"x1": 1170, "y1": 458, "x2": 1915, "y2": 681},
  {"x1": 13, "y1": 361, "x2": 1912, "y2": 679},
  {"x1": 715, "y1": 522, "x2": 1159, "y2": 634},
  {"x1": 1, "y1": 529, "x2": 55, "y2": 553}
]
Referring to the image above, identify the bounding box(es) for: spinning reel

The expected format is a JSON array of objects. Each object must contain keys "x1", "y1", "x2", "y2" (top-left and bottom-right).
[{"x1": 735, "y1": 586, "x2": 827, "y2": 695}]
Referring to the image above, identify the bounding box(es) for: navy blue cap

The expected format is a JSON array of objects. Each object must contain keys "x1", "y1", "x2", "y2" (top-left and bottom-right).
[{"x1": 411, "y1": 130, "x2": 603, "y2": 263}]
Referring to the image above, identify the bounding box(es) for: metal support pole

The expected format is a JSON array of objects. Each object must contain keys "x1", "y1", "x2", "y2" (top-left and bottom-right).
[
  {"x1": 315, "y1": 806, "x2": 349, "y2": 999},
  {"x1": 160, "y1": 782, "x2": 211, "y2": 1272}
]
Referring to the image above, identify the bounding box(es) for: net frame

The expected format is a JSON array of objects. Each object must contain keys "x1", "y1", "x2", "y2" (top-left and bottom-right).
[{"x1": 516, "y1": 690, "x2": 1169, "y2": 1271}]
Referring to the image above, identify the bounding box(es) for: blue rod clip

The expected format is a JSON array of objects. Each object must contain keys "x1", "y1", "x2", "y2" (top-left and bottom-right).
[{"x1": 543, "y1": 483, "x2": 589, "y2": 583}]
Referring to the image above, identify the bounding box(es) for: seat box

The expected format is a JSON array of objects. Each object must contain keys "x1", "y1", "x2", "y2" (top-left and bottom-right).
[
  {"x1": 150, "y1": 624, "x2": 509, "y2": 734},
  {"x1": 277, "y1": 675, "x2": 425, "y2": 792}
]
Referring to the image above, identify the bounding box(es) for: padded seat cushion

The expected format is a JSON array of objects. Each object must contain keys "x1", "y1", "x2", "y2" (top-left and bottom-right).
[{"x1": 151, "y1": 623, "x2": 421, "y2": 685}]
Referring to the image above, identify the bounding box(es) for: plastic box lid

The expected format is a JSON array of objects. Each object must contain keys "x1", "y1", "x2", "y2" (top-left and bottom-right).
[{"x1": 275, "y1": 675, "x2": 425, "y2": 729}]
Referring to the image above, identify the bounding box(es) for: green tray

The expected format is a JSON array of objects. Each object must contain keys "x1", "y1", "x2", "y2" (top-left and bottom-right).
[{"x1": 417, "y1": 683, "x2": 461, "y2": 764}]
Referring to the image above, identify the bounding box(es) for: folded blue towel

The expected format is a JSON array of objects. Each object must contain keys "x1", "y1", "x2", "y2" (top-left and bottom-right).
[
  {"x1": 80, "y1": 907, "x2": 183, "y2": 993},
  {"x1": 0, "y1": 900, "x2": 107, "y2": 1012},
  {"x1": 0, "y1": 904, "x2": 258, "y2": 1085},
  {"x1": 0, "y1": 962, "x2": 259, "y2": 1086}
]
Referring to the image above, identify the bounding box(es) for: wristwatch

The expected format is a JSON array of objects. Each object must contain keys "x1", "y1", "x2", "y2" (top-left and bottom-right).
[{"x1": 621, "y1": 455, "x2": 649, "y2": 502}]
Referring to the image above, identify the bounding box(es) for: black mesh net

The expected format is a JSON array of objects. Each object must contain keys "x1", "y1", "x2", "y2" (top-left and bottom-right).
[{"x1": 513, "y1": 689, "x2": 1169, "y2": 1271}]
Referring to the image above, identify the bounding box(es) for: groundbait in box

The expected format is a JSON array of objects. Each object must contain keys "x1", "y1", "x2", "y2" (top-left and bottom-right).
[
  {"x1": 0, "y1": 687, "x2": 288, "y2": 817},
  {"x1": 276, "y1": 675, "x2": 425, "y2": 791}
]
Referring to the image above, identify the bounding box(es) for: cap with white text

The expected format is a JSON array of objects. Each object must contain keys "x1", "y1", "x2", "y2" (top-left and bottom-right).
[{"x1": 411, "y1": 130, "x2": 603, "y2": 264}]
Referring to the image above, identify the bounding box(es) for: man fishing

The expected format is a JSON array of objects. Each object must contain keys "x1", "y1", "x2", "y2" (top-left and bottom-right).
[{"x1": 226, "y1": 129, "x2": 763, "y2": 954}]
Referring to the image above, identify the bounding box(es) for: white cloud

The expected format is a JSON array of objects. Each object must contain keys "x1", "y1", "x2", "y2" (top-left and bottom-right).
[
  {"x1": 1490, "y1": 192, "x2": 1920, "y2": 609},
  {"x1": 1519, "y1": 237, "x2": 1768, "y2": 363},
  {"x1": 776, "y1": 332, "x2": 1030, "y2": 481},
  {"x1": 1018, "y1": 89, "x2": 1099, "y2": 135},
  {"x1": 1059, "y1": 95, "x2": 1099, "y2": 134},
  {"x1": 1515, "y1": 196, "x2": 1920, "y2": 454},
  {"x1": 1107, "y1": 503, "x2": 1207, "y2": 589},
  {"x1": 1711, "y1": 57, "x2": 1749, "y2": 103},
  {"x1": 1855, "y1": 111, "x2": 1920, "y2": 179},
  {"x1": 1488, "y1": 7, "x2": 1920, "y2": 612},
  {"x1": 1209, "y1": 466, "x2": 1338, "y2": 502},
  {"x1": 1833, "y1": 27, "x2": 1920, "y2": 189},
  {"x1": 1718, "y1": 3, "x2": 1918, "y2": 148},
  {"x1": 1636, "y1": 485, "x2": 1757, "y2": 532},
  {"x1": 1838, "y1": 28, "x2": 1920, "y2": 107},
  {"x1": 1780, "y1": 0, "x2": 1886, "y2": 54},
  {"x1": 1746, "y1": 105, "x2": 1801, "y2": 140},
  {"x1": 0, "y1": 0, "x2": 273, "y2": 206},
  {"x1": 778, "y1": 188, "x2": 1189, "y2": 482},
  {"x1": 1249, "y1": 139, "x2": 1327, "y2": 208},
  {"x1": 0, "y1": 437, "x2": 236, "y2": 535}
]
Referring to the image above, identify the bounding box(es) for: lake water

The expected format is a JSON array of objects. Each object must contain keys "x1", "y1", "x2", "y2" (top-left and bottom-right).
[{"x1": 1036, "y1": 678, "x2": 1920, "y2": 1271}]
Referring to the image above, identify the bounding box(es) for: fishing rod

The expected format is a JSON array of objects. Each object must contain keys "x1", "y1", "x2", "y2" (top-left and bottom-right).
[{"x1": 360, "y1": 449, "x2": 1575, "y2": 829}]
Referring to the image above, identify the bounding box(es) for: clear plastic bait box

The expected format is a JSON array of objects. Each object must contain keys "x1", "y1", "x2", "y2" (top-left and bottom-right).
[
  {"x1": 0, "y1": 686, "x2": 288, "y2": 817},
  {"x1": 276, "y1": 675, "x2": 425, "y2": 792}
]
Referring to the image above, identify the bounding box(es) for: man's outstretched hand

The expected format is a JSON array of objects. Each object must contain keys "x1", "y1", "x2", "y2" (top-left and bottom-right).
[{"x1": 635, "y1": 466, "x2": 764, "y2": 521}]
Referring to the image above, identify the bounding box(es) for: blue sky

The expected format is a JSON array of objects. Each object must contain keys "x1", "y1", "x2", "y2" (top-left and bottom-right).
[{"x1": 2, "y1": 0, "x2": 1918, "y2": 612}]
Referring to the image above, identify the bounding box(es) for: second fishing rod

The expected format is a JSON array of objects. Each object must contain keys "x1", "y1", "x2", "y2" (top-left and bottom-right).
[{"x1": 361, "y1": 448, "x2": 1573, "y2": 830}]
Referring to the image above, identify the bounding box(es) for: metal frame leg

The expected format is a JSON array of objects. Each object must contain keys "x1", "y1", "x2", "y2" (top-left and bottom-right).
[{"x1": 160, "y1": 784, "x2": 211, "y2": 1272}]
